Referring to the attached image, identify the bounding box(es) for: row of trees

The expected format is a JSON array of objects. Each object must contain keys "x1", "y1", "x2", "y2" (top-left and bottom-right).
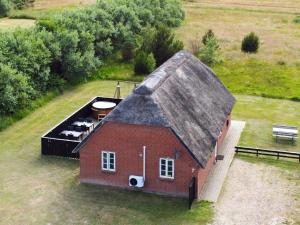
[
  {"x1": 0, "y1": 0, "x2": 185, "y2": 115},
  {"x1": 0, "y1": 0, "x2": 34, "y2": 17}
]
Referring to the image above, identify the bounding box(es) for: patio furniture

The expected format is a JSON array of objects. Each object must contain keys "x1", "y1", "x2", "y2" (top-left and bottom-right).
[
  {"x1": 61, "y1": 130, "x2": 84, "y2": 141},
  {"x1": 272, "y1": 124, "x2": 298, "y2": 142},
  {"x1": 75, "y1": 126, "x2": 83, "y2": 132},
  {"x1": 72, "y1": 121, "x2": 94, "y2": 132},
  {"x1": 86, "y1": 118, "x2": 93, "y2": 123}
]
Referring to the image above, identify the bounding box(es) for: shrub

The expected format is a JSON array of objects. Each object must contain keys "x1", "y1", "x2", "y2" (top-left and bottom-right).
[
  {"x1": 202, "y1": 29, "x2": 215, "y2": 45},
  {"x1": 121, "y1": 37, "x2": 137, "y2": 61},
  {"x1": 0, "y1": 63, "x2": 33, "y2": 114},
  {"x1": 241, "y1": 32, "x2": 260, "y2": 53},
  {"x1": 293, "y1": 15, "x2": 300, "y2": 24},
  {"x1": 0, "y1": 0, "x2": 11, "y2": 17},
  {"x1": 134, "y1": 51, "x2": 156, "y2": 75},
  {"x1": 198, "y1": 36, "x2": 222, "y2": 66},
  {"x1": 12, "y1": 0, "x2": 34, "y2": 9},
  {"x1": 151, "y1": 24, "x2": 184, "y2": 66}
]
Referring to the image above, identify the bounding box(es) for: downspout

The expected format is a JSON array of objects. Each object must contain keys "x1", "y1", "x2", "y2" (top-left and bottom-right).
[{"x1": 143, "y1": 146, "x2": 146, "y2": 181}]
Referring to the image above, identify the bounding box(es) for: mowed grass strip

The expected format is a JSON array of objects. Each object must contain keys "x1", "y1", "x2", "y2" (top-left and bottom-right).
[{"x1": 0, "y1": 80, "x2": 213, "y2": 225}]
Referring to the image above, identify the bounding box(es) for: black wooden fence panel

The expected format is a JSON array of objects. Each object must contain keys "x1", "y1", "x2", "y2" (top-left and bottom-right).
[
  {"x1": 235, "y1": 146, "x2": 300, "y2": 163},
  {"x1": 188, "y1": 177, "x2": 196, "y2": 210},
  {"x1": 41, "y1": 137, "x2": 79, "y2": 159}
]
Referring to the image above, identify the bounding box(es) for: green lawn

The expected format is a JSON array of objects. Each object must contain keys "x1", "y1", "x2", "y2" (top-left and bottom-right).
[
  {"x1": 1, "y1": 79, "x2": 300, "y2": 224},
  {"x1": 233, "y1": 95, "x2": 300, "y2": 151},
  {"x1": 0, "y1": 80, "x2": 213, "y2": 225}
]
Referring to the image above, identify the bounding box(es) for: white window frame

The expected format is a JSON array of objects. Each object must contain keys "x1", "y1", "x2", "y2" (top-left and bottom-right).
[
  {"x1": 159, "y1": 158, "x2": 174, "y2": 179},
  {"x1": 101, "y1": 151, "x2": 116, "y2": 172}
]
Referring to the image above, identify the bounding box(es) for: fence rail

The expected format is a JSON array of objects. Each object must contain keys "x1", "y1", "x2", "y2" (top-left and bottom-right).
[{"x1": 235, "y1": 146, "x2": 300, "y2": 163}]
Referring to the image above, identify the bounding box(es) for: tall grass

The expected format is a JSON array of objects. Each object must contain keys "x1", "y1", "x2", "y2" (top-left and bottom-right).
[{"x1": 213, "y1": 58, "x2": 300, "y2": 100}]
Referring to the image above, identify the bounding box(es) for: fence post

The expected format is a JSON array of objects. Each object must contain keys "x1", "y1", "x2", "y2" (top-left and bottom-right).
[
  {"x1": 256, "y1": 149, "x2": 258, "y2": 157},
  {"x1": 277, "y1": 152, "x2": 279, "y2": 160}
]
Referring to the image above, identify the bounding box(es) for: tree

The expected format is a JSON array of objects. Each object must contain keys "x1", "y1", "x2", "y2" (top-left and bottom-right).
[
  {"x1": 198, "y1": 36, "x2": 222, "y2": 66},
  {"x1": 151, "y1": 24, "x2": 183, "y2": 66},
  {"x1": 241, "y1": 32, "x2": 260, "y2": 53},
  {"x1": 0, "y1": 0, "x2": 11, "y2": 17},
  {"x1": 0, "y1": 63, "x2": 33, "y2": 114},
  {"x1": 202, "y1": 29, "x2": 216, "y2": 45},
  {"x1": 12, "y1": 0, "x2": 35, "y2": 9},
  {"x1": 134, "y1": 51, "x2": 156, "y2": 75}
]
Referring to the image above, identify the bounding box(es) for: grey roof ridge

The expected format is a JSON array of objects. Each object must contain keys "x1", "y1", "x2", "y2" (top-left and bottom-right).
[{"x1": 134, "y1": 50, "x2": 190, "y2": 96}]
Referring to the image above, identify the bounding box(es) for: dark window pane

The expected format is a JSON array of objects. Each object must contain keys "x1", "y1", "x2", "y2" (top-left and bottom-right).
[{"x1": 109, "y1": 163, "x2": 114, "y2": 169}]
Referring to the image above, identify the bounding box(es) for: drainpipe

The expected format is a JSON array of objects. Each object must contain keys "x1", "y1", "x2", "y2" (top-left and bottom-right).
[{"x1": 143, "y1": 146, "x2": 146, "y2": 181}]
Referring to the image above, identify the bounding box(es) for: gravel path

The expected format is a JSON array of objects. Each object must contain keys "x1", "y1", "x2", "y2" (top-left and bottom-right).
[{"x1": 212, "y1": 159, "x2": 299, "y2": 225}]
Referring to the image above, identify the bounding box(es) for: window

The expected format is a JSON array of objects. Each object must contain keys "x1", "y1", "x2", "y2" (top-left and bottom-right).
[
  {"x1": 101, "y1": 151, "x2": 116, "y2": 172},
  {"x1": 159, "y1": 158, "x2": 174, "y2": 179}
]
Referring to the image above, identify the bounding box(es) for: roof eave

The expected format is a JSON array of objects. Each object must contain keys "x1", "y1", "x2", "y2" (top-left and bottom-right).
[{"x1": 168, "y1": 127, "x2": 205, "y2": 168}]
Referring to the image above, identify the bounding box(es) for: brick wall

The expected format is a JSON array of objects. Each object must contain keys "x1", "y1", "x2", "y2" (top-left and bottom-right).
[
  {"x1": 79, "y1": 114, "x2": 231, "y2": 198},
  {"x1": 80, "y1": 122, "x2": 200, "y2": 198}
]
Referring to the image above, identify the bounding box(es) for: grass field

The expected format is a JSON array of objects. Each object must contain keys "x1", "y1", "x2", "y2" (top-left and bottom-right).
[
  {"x1": 0, "y1": 18, "x2": 35, "y2": 30},
  {"x1": 0, "y1": 80, "x2": 300, "y2": 224},
  {"x1": 0, "y1": 80, "x2": 213, "y2": 225},
  {"x1": 8, "y1": 0, "x2": 96, "y2": 20},
  {"x1": 175, "y1": 0, "x2": 300, "y2": 100}
]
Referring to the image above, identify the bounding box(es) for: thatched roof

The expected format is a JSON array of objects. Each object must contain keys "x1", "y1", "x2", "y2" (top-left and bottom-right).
[{"x1": 102, "y1": 50, "x2": 235, "y2": 167}]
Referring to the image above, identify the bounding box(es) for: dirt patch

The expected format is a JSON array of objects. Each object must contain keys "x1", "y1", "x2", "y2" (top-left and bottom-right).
[{"x1": 212, "y1": 159, "x2": 299, "y2": 225}]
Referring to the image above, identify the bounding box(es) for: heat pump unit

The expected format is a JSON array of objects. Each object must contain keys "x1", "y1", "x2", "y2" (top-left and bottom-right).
[{"x1": 129, "y1": 175, "x2": 144, "y2": 188}]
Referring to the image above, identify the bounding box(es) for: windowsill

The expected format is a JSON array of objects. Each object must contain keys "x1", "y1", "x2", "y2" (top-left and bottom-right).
[
  {"x1": 101, "y1": 169, "x2": 116, "y2": 174},
  {"x1": 159, "y1": 176, "x2": 175, "y2": 181}
]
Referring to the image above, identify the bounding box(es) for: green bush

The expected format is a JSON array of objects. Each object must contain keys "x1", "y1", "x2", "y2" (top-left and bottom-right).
[
  {"x1": 241, "y1": 32, "x2": 260, "y2": 53},
  {"x1": 12, "y1": 0, "x2": 34, "y2": 9},
  {"x1": 151, "y1": 24, "x2": 184, "y2": 66},
  {"x1": 121, "y1": 37, "x2": 137, "y2": 61},
  {"x1": 0, "y1": 63, "x2": 33, "y2": 114},
  {"x1": 134, "y1": 51, "x2": 156, "y2": 75},
  {"x1": 198, "y1": 36, "x2": 222, "y2": 66},
  {"x1": 202, "y1": 29, "x2": 215, "y2": 45},
  {"x1": 293, "y1": 15, "x2": 300, "y2": 24},
  {"x1": 0, "y1": 0, "x2": 11, "y2": 17}
]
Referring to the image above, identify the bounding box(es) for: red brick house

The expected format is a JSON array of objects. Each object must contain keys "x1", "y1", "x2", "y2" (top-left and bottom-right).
[{"x1": 73, "y1": 51, "x2": 235, "y2": 198}]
